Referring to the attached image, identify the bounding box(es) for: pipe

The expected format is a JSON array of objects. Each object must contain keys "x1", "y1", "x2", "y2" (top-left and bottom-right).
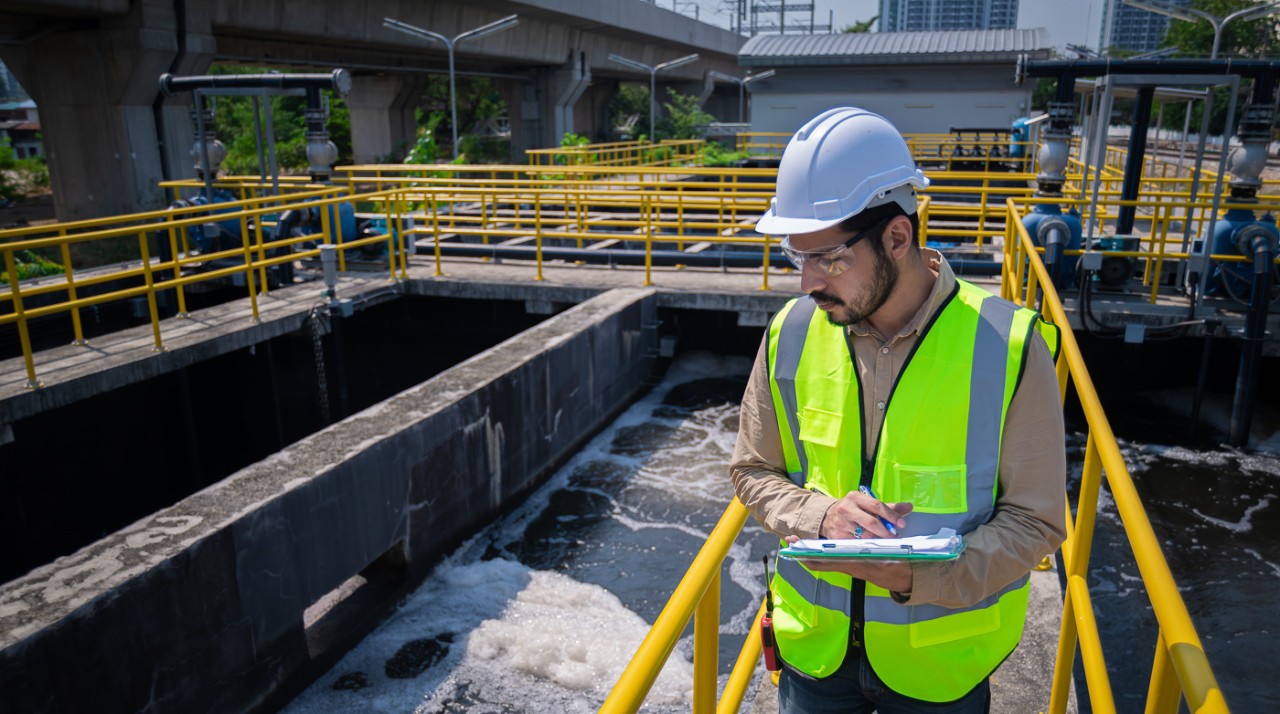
[
  {"x1": 158, "y1": 70, "x2": 351, "y2": 96},
  {"x1": 1025, "y1": 59, "x2": 1280, "y2": 79},
  {"x1": 423, "y1": 243, "x2": 1006, "y2": 275},
  {"x1": 1228, "y1": 236, "x2": 1276, "y2": 446},
  {"x1": 1117, "y1": 86, "x2": 1155, "y2": 236}
]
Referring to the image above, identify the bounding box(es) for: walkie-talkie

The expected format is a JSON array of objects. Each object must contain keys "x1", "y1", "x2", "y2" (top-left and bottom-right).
[{"x1": 760, "y1": 556, "x2": 780, "y2": 671}]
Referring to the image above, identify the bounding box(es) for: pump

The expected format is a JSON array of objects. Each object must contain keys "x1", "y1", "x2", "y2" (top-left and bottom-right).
[
  {"x1": 1021, "y1": 100, "x2": 1082, "y2": 289},
  {"x1": 1205, "y1": 80, "x2": 1280, "y2": 305}
]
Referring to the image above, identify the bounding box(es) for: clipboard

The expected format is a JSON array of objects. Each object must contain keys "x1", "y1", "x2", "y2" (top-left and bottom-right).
[{"x1": 778, "y1": 528, "x2": 965, "y2": 561}]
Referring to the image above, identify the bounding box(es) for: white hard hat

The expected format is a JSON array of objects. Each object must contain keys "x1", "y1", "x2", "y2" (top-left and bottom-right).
[{"x1": 756, "y1": 107, "x2": 929, "y2": 236}]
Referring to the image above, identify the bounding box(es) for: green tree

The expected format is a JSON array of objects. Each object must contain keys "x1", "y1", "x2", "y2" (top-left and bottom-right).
[
  {"x1": 1153, "y1": 1, "x2": 1280, "y2": 136},
  {"x1": 609, "y1": 84, "x2": 651, "y2": 140},
  {"x1": 842, "y1": 15, "x2": 878, "y2": 33},
  {"x1": 657, "y1": 88, "x2": 714, "y2": 141},
  {"x1": 1161, "y1": 0, "x2": 1280, "y2": 58}
]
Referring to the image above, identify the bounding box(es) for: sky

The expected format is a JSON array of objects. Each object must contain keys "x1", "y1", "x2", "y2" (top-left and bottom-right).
[{"x1": 680, "y1": 0, "x2": 1105, "y2": 53}]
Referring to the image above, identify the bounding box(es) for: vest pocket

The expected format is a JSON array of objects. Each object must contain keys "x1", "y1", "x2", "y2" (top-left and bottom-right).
[
  {"x1": 798, "y1": 406, "x2": 842, "y2": 448},
  {"x1": 884, "y1": 463, "x2": 968, "y2": 514},
  {"x1": 908, "y1": 603, "x2": 1001, "y2": 648}
]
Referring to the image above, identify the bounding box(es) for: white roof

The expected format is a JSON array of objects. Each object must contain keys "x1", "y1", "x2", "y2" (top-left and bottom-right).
[{"x1": 740, "y1": 28, "x2": 1052, "y2": 67}]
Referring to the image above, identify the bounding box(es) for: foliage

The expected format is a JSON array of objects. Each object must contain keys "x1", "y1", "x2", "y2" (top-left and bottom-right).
[
  {"x1": 1161, "y1": 0, "x2": 1280, "y2": 59},
  {"x1": 701, "y1": 140, "x2": 748, "y2": 167},
  {"x1": 656, "y1": 88, "x2": 714, "y2": 141},
  {"x1": 842, "y1": 15, "x2": 879, "y2": 33},
  {"x1": 0, "y1": 249, "x2": 63, "y2": 283},
  {"x1": 609, "y1": 84, "x2": 651, "y2": 140},
  {"x1": 404, "y1": 113, "x2": 443, "y2": 164},
  {"x1": 556, "y1": 132, "x2": 595, "y2": 166},
  {"x1": 1151, "y1": 1, "x2": 1280, "y2": 136},
  {"x1": 0, "y1": 137, "x2": 50, "y2": 202},
  {"x1": 412, "y1": 76, "x2": 508, "y2": 163}
]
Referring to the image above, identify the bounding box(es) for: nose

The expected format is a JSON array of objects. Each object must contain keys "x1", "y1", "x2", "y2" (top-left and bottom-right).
[{"x1": 799, "y1": 261, "x2": 827, "y2": 295}]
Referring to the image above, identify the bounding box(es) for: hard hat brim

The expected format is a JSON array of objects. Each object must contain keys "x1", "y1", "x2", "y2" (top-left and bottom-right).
[
  {"x1": 754, "y1": 209, "x2": 846, "y2": 236},
  {"x1": 755, "y1": 182, "x2": 924, "y2": 236}
]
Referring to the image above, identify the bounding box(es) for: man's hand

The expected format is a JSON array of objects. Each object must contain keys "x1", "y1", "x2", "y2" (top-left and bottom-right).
[
  {"x1": 785, "y1": 535, "x2": 914, "y2": 592},
  {"x1": 820, "y1": 490, "x2": 912, "y2": 539}
]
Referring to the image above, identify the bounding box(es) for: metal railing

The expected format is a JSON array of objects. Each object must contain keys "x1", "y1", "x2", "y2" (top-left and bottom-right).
[
  {"x1": 1003, "y1": 198, "x2": 1227, "y2": 714},
  {"x1": 0, "y1": 185, "x2": 410, "y2": 387},
  {"x1": 525, "y1": 139, "x2": 705, "y2": 168}
]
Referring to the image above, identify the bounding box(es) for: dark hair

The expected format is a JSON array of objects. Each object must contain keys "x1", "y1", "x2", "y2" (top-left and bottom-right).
[{"x1": 837, "y1": 202, "x2": 919, "y2": 242}]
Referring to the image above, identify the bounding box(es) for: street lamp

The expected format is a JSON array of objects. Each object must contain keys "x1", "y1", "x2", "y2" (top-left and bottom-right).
[
  {"x1": 1121, "y1": 0, "x2": 1280, "y2": 58},
  {"x1": 708, "y1": 69, "x2": 776, "y2": 124},
  {"x1": 384, "y1": 14, "x2": 519, "y2": 159},
  {"x1": 607, "y1": 52, "x2": 700, "y2": 141}
]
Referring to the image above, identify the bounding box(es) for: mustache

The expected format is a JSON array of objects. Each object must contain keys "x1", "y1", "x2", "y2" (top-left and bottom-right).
[{"x1": 808, "y1": 291, "x2": 843, "y2": 304}]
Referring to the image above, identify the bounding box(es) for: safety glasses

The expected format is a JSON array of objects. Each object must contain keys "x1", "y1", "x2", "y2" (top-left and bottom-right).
[{"x1": 778, "y1": 216, "x2": 892, "y2": 277}]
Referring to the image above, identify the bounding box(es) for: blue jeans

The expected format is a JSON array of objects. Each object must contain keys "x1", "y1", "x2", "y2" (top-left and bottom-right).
[{"x1": 777, "y1": 649, "x2": 990, "y2": 714}]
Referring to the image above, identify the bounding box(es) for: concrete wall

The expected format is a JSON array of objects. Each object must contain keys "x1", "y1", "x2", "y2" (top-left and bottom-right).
[
  {"x1": 0, "y1": 287, "x2": 658, "y2": 713},
  {"x1": 749, "y1": 64, "x2": 1033, "y2": 135},
  {"x1": 753, "y1": 89, "x2": 1033, "y2": 135}
]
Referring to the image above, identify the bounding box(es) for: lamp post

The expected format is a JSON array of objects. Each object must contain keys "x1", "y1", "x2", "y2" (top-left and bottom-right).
[
  {"x1": 607, "y1": 53, "x2": 700, "y2": 140},
  {"x1": 384, "y1": 14, "x2": 519, "y2": 160},
  {"x1": 1121, "y1": 0, "x2": 1280, "y2": 58},
  {"x1": 708, "y1": 69, "x2": 776, "y2": 123}
]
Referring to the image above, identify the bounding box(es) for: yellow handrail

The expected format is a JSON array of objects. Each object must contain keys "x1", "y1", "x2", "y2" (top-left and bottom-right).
[{"x1": 1005, "y1": 197, "x2": 1227, "y2": 713}]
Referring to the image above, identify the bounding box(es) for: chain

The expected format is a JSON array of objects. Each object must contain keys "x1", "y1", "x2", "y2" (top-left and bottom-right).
[{"x1": 308, "y1": 306, "x2": 331, "y2": 423}]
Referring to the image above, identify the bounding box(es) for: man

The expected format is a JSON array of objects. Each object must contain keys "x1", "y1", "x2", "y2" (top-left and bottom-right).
[{"x1": 731, "y1": 107, "x2": 1067, "y2": 713}]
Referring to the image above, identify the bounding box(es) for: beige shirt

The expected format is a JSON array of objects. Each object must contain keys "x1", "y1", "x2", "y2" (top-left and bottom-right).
[{"x1": 730, "y1": 250, "x2": 1066, "y2": 608}]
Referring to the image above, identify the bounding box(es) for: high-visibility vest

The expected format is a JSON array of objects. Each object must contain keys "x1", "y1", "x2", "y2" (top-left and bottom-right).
[{"x1": 765, "y1": 279, "x2": 1060, "y2": 702}]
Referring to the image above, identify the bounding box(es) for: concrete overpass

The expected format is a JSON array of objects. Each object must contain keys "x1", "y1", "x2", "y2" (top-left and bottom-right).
[{"x1": 0, "y1": 0, "x2": 745, "y2": 221}]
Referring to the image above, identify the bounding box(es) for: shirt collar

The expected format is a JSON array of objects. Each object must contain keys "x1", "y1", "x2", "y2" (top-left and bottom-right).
[{"x1": 848, "y1": 248, "x2": 955, "y2": 340}]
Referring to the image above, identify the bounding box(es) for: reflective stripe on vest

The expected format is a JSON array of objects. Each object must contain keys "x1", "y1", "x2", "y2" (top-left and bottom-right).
[{"x1": 765, "y1": 279, "x2": 1050, "y2": 701}]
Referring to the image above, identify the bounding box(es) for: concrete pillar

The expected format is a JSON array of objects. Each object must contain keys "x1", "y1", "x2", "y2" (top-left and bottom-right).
[
  {"x1": 0, "y1": 1, "x2": 215, "y2": 221},
  {"x1": 499, "y1": 79, "x2": 539, "y2": 160},
  {"x1": 535, "y1": 50, "x2": 591, "y2": 148},
  {"x1": 346, "y1": 75, "x2": 427, "y2": 164}
]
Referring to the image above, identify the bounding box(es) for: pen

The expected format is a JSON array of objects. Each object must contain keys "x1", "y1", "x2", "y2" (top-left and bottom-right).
[{"x1": 858, "y1": 485, "x2": 898, "y2": 535}]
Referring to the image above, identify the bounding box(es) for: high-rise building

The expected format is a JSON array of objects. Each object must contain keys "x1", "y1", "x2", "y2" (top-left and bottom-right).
[
  {"x1": 1098, "y1": 0, "x2": 1191, "y2": 54},
  {"x1": 878, "y1": 0, "x2": 1019, "y2": 32}
]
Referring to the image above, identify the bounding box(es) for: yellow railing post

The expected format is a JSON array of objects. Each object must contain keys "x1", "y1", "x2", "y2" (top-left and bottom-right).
[
  {"x1": 692, "y1": 570, "x2": 720, "y2": 714},
  {"x1": 56, "y1": 229, "x2": 86, "y2": 345},
  {"x1": 236, "y1": 217, "x2": 261, "y2": 323},
  {"x1": 642, "y1": 196, "x2": 653, "y2": 287},
  {"x1": 535, "y1": 190, "x2": 544, "y2": 282},
  {"x1": 3, "y1": 248, "x2": 41, "y2": 387},
  {"x1": 166, "y1": 220, "x2": 189, "y2": 317},
  {"x1": 760, "y1": 233, "x2": 771, "y2": 292},
  {"x1": 431, "y1": 191, "x2": 444, "y2": 277},
  {"x1": 136, "y1": 232, "x2": 166, "y2": 350},
  {"x1": 1146, "y1": 631, "x2": 1185, "y2": 714}
]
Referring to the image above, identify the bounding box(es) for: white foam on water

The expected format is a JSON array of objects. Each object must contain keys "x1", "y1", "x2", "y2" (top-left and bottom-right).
[
  {"x1": 1190, "y1": 497, "x2": 1272, "y2": 533},
  {"x1": 285, "y1": 352, "x2": 755, "y2": 713},
  {"x1": 1242, "y1": 548, "x2": 1280, "y2": 578},
  {"x1": 284, "y1": 560, "x2": 695, "y2": 713}
]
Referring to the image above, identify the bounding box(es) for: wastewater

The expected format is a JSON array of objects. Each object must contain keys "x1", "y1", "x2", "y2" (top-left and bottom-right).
[{"x1": 281, "y1": 352, "x2": 1279, "y2": 714}]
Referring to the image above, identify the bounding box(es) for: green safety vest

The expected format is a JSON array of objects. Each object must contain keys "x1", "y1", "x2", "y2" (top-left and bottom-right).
[{"x1": 765, "y1": 278, "x2": 1060, "y2": 703}]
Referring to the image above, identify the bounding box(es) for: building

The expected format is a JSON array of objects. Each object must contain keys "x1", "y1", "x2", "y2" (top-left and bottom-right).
[
  {"x1": 739, "y1": 28, "x2": 1051, "y2": 135},
  {"x1": 1099, "y1": 0, "x2": 1189, "y2": 54},
  {"x1": 0, "y1": 99, "x2": 41, "y2": 159},
  {"x1": 879, "y1": 0, "x2": 1019, "y2": 32}
]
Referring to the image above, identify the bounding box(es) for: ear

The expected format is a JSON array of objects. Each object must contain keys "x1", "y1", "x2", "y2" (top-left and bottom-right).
[{"x1": 881, "y1": 216, "x2": 915, "y2": 261}]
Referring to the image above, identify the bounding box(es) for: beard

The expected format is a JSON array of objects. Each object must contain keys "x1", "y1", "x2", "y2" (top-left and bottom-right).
[{"x1": 811, "y1": 245, "x2": 899, "y2": 327}]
